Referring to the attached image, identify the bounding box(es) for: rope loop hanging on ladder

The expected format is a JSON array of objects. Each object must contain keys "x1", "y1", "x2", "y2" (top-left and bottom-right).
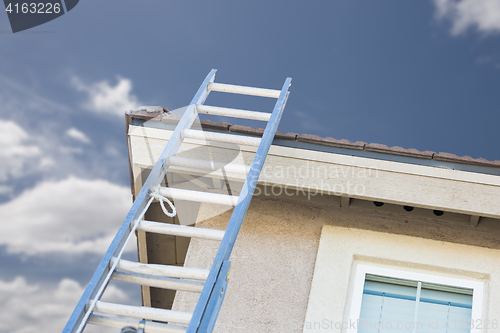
[{"x1": 150, "y1": 188, "x2": 176, "y2": 218}]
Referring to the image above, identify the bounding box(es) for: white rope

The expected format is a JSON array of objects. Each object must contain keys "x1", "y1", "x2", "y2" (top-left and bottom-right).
[{"x1": 150, "y1": 189, "x2": 177, "y2": 218}]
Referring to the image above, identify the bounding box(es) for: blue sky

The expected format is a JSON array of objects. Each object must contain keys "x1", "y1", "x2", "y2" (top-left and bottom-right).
[{"x1": 1, "y1": 1, "x2": 500, "y2": 332}]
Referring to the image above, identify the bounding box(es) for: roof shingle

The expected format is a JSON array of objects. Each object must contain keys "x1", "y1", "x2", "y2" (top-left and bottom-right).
[{"x1": 127, "y1": 109, "x2": 500, "y2": 169}]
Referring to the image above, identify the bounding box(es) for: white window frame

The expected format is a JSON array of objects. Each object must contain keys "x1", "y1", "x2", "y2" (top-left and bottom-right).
[{"x1": 347, "y1": 264, "x2": 484, "y2": 333}]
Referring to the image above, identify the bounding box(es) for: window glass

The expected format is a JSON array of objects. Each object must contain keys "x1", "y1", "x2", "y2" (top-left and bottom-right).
[{"x1": 358, "y1": 274, "x2": 473, "y2": 333}]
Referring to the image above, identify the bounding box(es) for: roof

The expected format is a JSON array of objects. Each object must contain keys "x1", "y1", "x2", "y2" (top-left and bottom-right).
[{"x1": 127, "y1": 109, "x2": 500, "y2": 170}]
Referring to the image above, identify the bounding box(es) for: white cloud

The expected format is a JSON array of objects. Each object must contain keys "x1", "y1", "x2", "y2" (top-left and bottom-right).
[
  {"x1": 434, "y1": 0, "x2": 500, "y2": 35},
  {"x1": 474, "y1": 55, "x2": 500, "y2": 70},
  {"x1": 0, "y1": 120, "x2": 41, "y2": 181},
  {"x1": 0, "y1": 185, "x2": 12, "y2": 195},
  {"x1": 0, "y1": 75, "x2": 131, "y2": 184},
  {"x1": 293, "y1": 110, "x2": 326, "y2": 132},
  {"x1": 0, "y1": 74, "x2": 69, "y2": 116},
  {"x1": 72, "y1": 76, "x2": 140, "y2": 117},
  {"x1": 39, "y1": 157, "x2": 55, "y2": 168},
  {"x1": 0, "y1": 177, "x2": 133, "y2": 255},
  {"x1": 0, "y1": 276, "x2": 128, "y2": 333},
  {"x1": 59, "y1": 146, "x2": 85, "y2": 155},
  {"x1": 66, "y1": 127, "x2": 91, "y2": 144},
  {"x1": 476, "y1": 55, "x2": 494, "y2": 64}
]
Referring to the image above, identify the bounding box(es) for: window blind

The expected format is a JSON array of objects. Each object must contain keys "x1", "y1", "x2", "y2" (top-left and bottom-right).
[{"x1": 358, "y1": 275, "x2": 472, "y2": 333}]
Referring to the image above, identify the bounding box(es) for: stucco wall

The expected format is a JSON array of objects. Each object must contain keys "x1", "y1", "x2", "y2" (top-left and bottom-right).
[{"x1": 170, "y1": 196, "x2": 500, "y2": 332}]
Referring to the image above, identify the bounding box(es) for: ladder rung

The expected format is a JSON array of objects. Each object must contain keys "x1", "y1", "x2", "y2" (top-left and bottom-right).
[
  {"x1": 112, "y1": 271, "x2": 204, "y2": 293},
  {"x1": 112, "y1": 258, "x2": 210, "y2": 281},
  {"x1": 168, "y1": 156, "x2": 250, "y2": 175},
  {"x1": 138, "y1": 220, "x2": 225, "y2": 241},
  {"x1": 159, "y1": 187, "x2": 239, "y2": 206},
  {"x1": 196, "y1": 105, "x2": 271, "y2": 121},
  {"x1": 88, "y1": 314, "x2": 186, "y2": 333},
  {"x1": 94, "y1": 301, "x2": 192, "y2": 325},
  {"x1": 182, "y1": 129, "x2": 261, "y2": 147},
  {"x1": 208, "y1": 82, "x2": 281, "y2": 98}
]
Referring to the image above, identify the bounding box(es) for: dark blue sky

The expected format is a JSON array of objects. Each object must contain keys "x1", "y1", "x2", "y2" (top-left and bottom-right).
[
  {"x1": 1, "y1": 0, "x2": 500, "y2": 161},
  {"x1": 1, "y1": 1, "x2": 499, "y2": 331}
]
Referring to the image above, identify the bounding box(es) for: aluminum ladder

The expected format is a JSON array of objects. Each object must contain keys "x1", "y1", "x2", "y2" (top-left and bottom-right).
[{"x1": 63, "y1": 69, "x2": 292, "y2": 333}]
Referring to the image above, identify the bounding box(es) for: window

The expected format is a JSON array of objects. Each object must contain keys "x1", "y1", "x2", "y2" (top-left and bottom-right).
[
  {"x1": 348, "y1": 265, "x2": 484, "y2": 333},
  {"x1": 360, "y1": 275, "x2": 472, "y2": 333}
]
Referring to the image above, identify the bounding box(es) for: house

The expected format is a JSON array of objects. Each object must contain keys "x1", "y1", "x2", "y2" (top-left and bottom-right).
[{"x1": 124, "y1": 107, "x2": 500, "y2": 333}]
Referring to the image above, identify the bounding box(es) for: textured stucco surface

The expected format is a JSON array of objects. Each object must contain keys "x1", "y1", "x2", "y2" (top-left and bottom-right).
[{"x1": 170, "y1": 196, "x2": 500, "y2": 332}]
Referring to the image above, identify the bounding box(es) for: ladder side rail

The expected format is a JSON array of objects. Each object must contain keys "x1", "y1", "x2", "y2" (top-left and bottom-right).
[
  {"x1": 186, "y1": 77, "x2": 292, "y2": 333},
  {"x1": 198, "y1": 261, "x2": 231, "y2": 333},
  {"x1": 63, "y1": 194, "x2": 154, "y2": 333},
  {"x1": 63, "y1": 69, "x2": 217, "y2": 333}
]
